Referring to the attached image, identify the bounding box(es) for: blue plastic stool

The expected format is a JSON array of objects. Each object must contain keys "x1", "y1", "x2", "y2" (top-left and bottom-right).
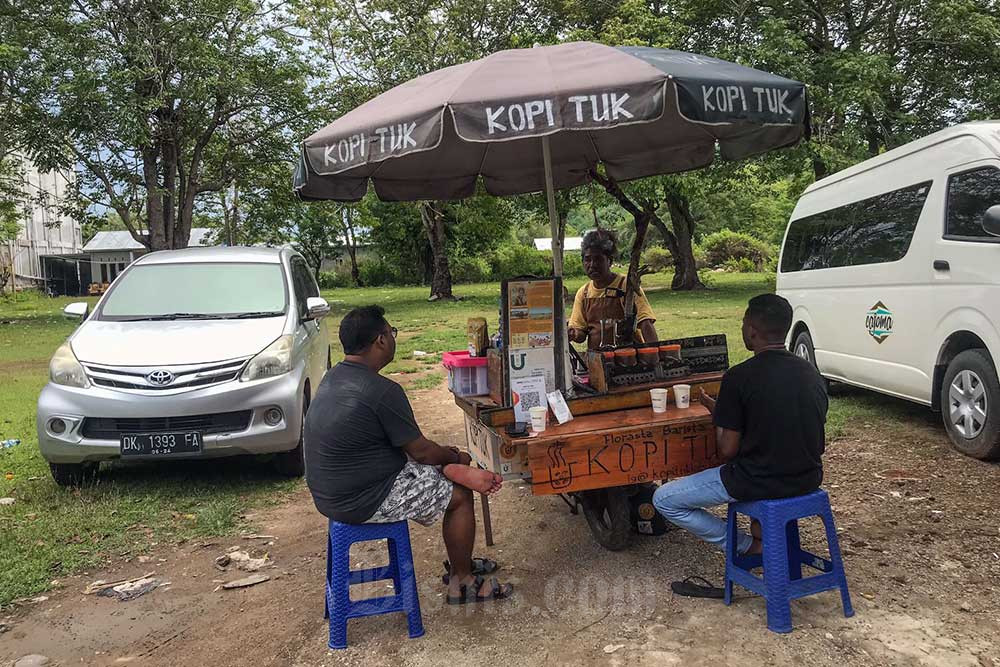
[
  {"x1": 724, "y1": 489, "x2": 854, "y2": 633},
  {"x1": 324, "y1": 519, "x2": 425, "y2": 649}
]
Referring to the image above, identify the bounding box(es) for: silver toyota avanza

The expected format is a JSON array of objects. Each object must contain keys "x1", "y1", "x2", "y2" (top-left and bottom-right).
[{"x1": 37, "y1": 246, "x2": 331, "y2": 485}]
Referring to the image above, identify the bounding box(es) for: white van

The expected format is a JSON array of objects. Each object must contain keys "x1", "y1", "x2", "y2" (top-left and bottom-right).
[{"x1": 777, "y1": 122, "x2": 1000, "y2": 460}]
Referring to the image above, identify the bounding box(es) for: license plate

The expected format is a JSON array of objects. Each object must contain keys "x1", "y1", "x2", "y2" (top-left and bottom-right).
[{"x1": 120, "y1": 432, "x2": 203, "y2": 457}]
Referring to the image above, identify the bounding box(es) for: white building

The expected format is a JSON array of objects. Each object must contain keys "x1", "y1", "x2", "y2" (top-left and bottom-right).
[
  {"x1": 83, "y1": 228, "x2": 215, "y2": 285},
  {"x1": 534, "y1": 236, "x2": 583, "y2": 252},
  {"x1": 5, "y1": 162, "x2": 81, "y2": 291}
]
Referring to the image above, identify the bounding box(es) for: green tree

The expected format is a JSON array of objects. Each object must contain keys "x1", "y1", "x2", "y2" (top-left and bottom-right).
[{"x1": 19, "y1": 0, "x2": 314, "y2": 252}]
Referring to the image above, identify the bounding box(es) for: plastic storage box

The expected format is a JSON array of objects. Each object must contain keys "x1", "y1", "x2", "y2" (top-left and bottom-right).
[{"x1": 442, "y1": 350, "x2": 489, "y2": 397}]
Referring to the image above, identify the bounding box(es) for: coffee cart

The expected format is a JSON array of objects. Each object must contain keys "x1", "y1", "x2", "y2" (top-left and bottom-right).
[{"x1": 453, "y1": 327, "x2": 729, "y2": 551}]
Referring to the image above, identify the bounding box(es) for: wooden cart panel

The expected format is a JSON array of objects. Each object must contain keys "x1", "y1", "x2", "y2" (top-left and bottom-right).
[{"x1": 522, "y1": 404, "x2": 721, "y2": 495}]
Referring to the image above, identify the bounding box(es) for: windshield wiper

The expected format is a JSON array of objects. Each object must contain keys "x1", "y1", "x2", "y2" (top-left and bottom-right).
[
  {"x1": 118, "y1": 313, "x2": 225, "y2": 321},
  {"x1": 231, "y1": 311, "x2": 285, "y2": 319}
]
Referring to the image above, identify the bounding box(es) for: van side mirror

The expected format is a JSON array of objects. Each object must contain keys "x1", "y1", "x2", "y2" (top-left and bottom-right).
[
  {"x1": 983, "y1": 205, "x2": 1000, "y2": 237},
  {"x1": 305, "y1": 296, "x2": 331, "y2": 320},
  {"x1": 63, "y1": 302, "x2": 89, "y2": 320}
]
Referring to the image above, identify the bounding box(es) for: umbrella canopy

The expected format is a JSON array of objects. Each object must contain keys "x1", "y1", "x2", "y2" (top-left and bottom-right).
[{"x1": 295, "y1": 41, "x2": 809, "y2": 202}]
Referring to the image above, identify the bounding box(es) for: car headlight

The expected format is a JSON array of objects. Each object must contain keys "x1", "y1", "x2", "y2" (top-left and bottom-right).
[
  {"x1": 241, "y1": 335, "x2": 293, "y2": 382},
  {"x1": 50, "y1": 342, "x2": 90, "y2": 388}
]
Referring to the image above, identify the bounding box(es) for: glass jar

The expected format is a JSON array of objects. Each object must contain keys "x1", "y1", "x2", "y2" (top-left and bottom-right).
[
  {"x1": 638, "y1": 347, "x2": 659, "y2": 367},
  {"x1": 659, "y1": 344, "x2": 682, "y2": 362},
  {"x1": 614, "y1": 347, "x2": 637, "y2": 367}
]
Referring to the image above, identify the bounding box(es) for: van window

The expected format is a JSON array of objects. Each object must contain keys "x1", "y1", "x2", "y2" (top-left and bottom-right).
[
  {"x1": 946, "y1": 167, "x2": 1000, "y2": 240},
  {"x1": 781, "y1": 181, "x2": 931, "y2": 272}
]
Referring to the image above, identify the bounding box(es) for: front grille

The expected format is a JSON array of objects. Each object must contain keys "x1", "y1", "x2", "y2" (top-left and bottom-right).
[
  {"x1": 81, "y1": 410, "x2": 253, "y2": 439},
  {"x1": 82, "y1": 358, "x2": 249, "y2": 392}
]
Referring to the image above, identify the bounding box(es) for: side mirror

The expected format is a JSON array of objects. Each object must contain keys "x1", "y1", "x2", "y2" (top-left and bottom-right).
[
  {"x1": 63, "y1": 302, "x2": 89, "y2": 320},
  {"x1": 983, "y1": 205, "x2": 1000, "y2": 237},
  {"x1": 305, "y1": 296, "x2": 331, "y2": 320}
]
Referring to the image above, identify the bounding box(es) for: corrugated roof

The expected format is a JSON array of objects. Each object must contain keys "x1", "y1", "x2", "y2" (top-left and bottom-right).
[{"x1": 83, "y1": 228, "x2": 216, "y2": 252}]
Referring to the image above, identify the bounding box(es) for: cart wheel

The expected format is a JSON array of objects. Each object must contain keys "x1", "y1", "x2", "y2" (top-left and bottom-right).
[{"x1": 580, "y1": 487, "x2": 632, "y2": 551}]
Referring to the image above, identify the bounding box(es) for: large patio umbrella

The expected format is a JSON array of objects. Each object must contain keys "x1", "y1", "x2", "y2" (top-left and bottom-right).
[{"x1": 295, "y1": 41, "x2": 808, "y2": 276}]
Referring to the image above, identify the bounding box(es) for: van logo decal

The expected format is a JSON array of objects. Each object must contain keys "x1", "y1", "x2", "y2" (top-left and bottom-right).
[{"x1": 865, "y1": 302, "x2": 893, "y2": 344}]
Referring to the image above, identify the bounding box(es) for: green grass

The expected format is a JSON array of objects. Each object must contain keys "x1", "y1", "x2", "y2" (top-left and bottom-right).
[{"x1": 0, "y1": 272, "x2": 932, "y2": 605}]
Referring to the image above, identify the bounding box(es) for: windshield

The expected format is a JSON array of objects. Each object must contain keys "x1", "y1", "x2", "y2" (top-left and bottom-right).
[{"x1": 99, "y1": 262, "x2": 287, "y2": 321}]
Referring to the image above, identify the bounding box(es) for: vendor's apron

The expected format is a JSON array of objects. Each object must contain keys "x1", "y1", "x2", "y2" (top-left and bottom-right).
[{"x1": 581, "y1": 285, "x2": 627, "y2": 349}]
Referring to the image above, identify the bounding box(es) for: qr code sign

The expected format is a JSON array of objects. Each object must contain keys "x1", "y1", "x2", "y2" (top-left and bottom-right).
[{"x1": 519, "y1": 391, "x2": 542, "y2": 410}]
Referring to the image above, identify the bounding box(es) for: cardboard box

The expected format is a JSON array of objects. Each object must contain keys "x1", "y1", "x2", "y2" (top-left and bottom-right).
[{"x1": 463, "y1": 414, "x2": 531, "y2": 480}]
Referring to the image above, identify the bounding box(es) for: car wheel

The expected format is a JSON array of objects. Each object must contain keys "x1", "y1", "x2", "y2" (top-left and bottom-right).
[
  {"x1": 579, "y1": 487, "x2": 632, "y2": 551},
  {"x1": 49, "y1": 462, "x2": 98, "y2": 487},
  {"x1": 274, "y1": 398, "x2": 308, "y2": 477},
  {"x1": 941, "y1": 349, "x2": 1000, "y2": 460}
]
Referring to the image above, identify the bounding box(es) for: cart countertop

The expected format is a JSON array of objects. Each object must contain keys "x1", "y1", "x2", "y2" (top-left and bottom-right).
[{"x1": 505, "y1": 402, "x2": 712, "y2": 444}]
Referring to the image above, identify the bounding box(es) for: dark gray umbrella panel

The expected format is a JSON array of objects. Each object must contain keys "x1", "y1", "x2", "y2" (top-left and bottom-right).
[{"x1": 295, "y1": 42, "x2": 808, "y2": 202}]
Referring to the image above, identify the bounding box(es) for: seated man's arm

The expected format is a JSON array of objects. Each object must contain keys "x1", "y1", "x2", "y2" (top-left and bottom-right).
[
  {"x1": 701, "y1": 378, "x2": 743, "y2": 461},
  {"x1": 378, "y1": 383, "x2": 470, "y2": 466},
  {"x1": 403, "y1": 435, "x2": 469, "y2": 466},
  {"x1": 715, "y1": 427, "x2": 741, "y2": 461}
]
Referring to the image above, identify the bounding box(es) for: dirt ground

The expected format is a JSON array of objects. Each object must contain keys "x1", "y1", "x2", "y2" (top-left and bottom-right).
[{"x1": 3, "y1": 381, "x2": 1000, "y2": 667}]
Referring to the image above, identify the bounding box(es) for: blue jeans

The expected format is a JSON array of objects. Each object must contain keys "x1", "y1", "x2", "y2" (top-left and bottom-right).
[{"x1": 652, "y1": 465, "x2": 753, "y2": 554}]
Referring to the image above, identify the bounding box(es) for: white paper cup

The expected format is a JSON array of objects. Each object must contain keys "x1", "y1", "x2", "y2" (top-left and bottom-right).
[
  {"x1": 650, "y1": 388, "x2": 668, "y2": 413},
  {"x1": 674, "y1": 384, "x2": 692, "y2": 409},
  {"x1": 529, "y1": 406, "x2": 548, "y2": 432}
]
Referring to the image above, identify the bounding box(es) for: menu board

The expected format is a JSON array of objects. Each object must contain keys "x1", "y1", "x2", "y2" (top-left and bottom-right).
[{"x1": 507, "y1": 280, "x2": 555, "y2": 349}]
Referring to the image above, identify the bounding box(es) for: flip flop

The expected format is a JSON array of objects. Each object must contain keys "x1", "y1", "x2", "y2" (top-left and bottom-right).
[
  {"x1": 670, "y1": 576, "x2": 724, "y2": 599},
  {"x1": 445, "y1": 575, "x2": 514, "y2": 605},
  {"x1": 441, "y1": 557, "x2": 499, "y2": 585}
]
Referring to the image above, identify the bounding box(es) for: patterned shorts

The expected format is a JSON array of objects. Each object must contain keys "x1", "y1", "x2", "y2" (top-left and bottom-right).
[{"x1": 367, "y1": 462, "x2": 454, "y2": 527}]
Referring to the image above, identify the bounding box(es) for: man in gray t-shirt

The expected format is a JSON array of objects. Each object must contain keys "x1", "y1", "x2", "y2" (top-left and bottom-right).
[{"x1": 305, "y1": 305, "x2": 513, "y2": 605}]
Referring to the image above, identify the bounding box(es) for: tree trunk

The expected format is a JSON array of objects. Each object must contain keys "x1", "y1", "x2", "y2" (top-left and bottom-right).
[
  {"x1": 342, "y1": 208, "x2": 362, "y2": 286},
  {"x1": 663, "y1": 192, "x2": 705, "y2": 291},
  {"x1": 419, "y1": 202, "x2": 453, "y2": 301},
  {"x1": 347, "y1": 245, "x2": 361, "y2": 286}
]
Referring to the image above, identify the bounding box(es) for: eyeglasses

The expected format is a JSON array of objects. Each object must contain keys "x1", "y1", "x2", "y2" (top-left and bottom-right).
[{"x1": 368, "y1": 327, "x2": 398, "y2": 347}]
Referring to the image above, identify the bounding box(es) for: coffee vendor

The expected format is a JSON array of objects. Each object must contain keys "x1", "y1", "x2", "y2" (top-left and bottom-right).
[{"x1": 568, "y1": 229, "x2": 658, "y2": 349}]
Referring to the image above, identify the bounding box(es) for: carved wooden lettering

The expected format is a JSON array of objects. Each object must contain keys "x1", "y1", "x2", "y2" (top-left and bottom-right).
[{"x1": 528, "y1": 418, "x2": 720, "y2": 495}]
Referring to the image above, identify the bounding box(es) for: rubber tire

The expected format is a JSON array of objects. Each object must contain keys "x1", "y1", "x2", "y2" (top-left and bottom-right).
[
  {"x1": 792, "y1": 330, "x2": 817, "y2": 367},
  {"x1": 274, "y1": 397, "x2": 308, "y2": 477},
  {"x1": 580, "y1": 487, "x2": 633, "y2": 551},
  {"x1": 49, "y1": 462, "x2": 98, "y2": 487},
  {"x1": 941, "y1": 349, "x2": 1000, "y2": 460}
]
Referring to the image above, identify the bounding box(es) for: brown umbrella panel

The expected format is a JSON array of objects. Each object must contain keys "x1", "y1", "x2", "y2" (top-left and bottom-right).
[{"x1": 295, "y1": 42, "x2": 809, "y2": 202}]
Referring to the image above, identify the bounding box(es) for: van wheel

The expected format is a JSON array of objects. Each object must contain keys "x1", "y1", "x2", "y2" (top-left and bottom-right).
[
  {"x1": 49, "y1": 462, "x2": 98, "y2": 487},
  {"x1": 941, "y1": 350, "x2": 1000, "y2": 460},
  {"x1": 274, "y1": 399, "x2": 309, "y2": 477},
  {"x1": 792, "y1": 330, "x2": 817, "y2": 367}
]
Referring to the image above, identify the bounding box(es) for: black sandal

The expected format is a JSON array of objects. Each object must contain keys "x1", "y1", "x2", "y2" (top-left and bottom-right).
[
  {"x1": 441, "y1": 558, "x2": 499, "y2": 585},
  {"x1": 446, "y1": 575, "x2": 514, "y2": 605},
  {"x1": 670, "y1": 576, "x2": 724, "y2": 599}
]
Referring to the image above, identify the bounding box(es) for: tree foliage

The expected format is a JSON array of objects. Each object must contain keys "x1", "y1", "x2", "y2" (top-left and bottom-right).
[{"x1": 17, "y1": 0, "x2": 314, "y2": 251}]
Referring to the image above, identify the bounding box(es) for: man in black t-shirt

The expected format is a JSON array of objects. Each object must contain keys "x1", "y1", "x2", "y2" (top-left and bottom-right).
[
  {"x1": 305, "y1": 305, "x2": 513, "y2": 604},
  {"x1": 653, "y1": 294, "x2": 827, "y2": 565}
]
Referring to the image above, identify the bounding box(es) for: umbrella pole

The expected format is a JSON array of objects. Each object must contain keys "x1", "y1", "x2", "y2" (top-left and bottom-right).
[
  {"x1": 541, "y1": 135, "x2": 562, "y2": 277},
  {"x1": 542, "y1": 135, "x2": 573, "y2": 394}
]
